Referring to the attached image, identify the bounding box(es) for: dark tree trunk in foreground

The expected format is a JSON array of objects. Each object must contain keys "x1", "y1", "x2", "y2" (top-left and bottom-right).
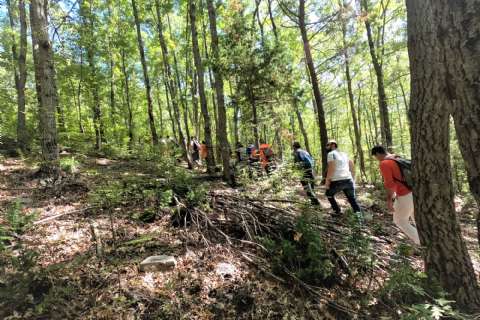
[
  {"x1": 436, "y1": 1, "x2": 480, "y2": 249},
  {"x1": 132, "y1": 0, "x2": 158, "y2": 145},
  {"x1": 361, "y1": 0, "x2": 392, "y2": 150},
  {"x1": 207, "y1": 0, "x2": 232, "y2": 183},
  {"x1": 407, "y1": 0, "x2": 480, "y2": 311},
  {"x1": 7, "y1": 0, "x2": 28, "y2": 151},
  {"x1": 299, "y1": 0, "x2": 328, "y2": 176},
  {"x1": 30, "y1": 0, "x2": 58, "y2": 166},
  {"x1": 189, "y1": 0, "x2": 215, "y2": 173}
]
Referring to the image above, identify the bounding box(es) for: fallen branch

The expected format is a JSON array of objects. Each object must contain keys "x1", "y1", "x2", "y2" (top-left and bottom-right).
[{"x1": 33, "y1": 206, "x2": 94, "y2": 225}]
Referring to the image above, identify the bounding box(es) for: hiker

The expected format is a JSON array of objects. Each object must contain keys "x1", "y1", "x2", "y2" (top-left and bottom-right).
[
  {"x1": 258, "y1": 141, "x2": 275, "y2": 174},
  {"x1": 235, "y1": 142, "x2": 246, "y2": 162},
  {"x1": 325, "y1": 140, "x2": 362, "y2": 217},
  {"x1": 199, "y1": 141, "x2": 208, "y2": 164},
  {"x1": 371, "y1": 146, "x2": 420, "y2": 245},
  {"x1": 190, "y1": 137, "x2": 200, "y2": 164},
  {"x1": 293, "y1": 142, "x2": 320, "y2": 205}
]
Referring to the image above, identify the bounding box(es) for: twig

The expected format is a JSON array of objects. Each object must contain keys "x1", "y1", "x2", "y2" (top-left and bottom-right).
[{"x1": 33, "y1": 206, "x2": 94, "y2": 225}]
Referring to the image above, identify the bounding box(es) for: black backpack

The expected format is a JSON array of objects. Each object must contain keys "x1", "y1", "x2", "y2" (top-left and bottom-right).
[{"x1": 391, "y1": 157, "x2": 413, "y2": 190}]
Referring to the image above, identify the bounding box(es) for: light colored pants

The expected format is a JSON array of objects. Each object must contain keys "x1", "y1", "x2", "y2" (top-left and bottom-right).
[{"x1": 393, "y1": 193, "x2": 420, "y2": 245}]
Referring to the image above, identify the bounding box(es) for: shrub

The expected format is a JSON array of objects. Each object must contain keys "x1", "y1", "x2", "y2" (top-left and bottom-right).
[
  {"x1": 262, "y1": 214, "x2": 336, "y2": 286},
  {"x1": 59, "y1": 156, "x2": 80, "y2": 174}
]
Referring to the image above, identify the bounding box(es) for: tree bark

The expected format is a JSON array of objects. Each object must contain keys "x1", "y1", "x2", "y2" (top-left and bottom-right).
[
  {"x1": 120, "y1": 49, "x2": 134, "y2": 147},
  {"x1": 30, "y1": 0, "x2": 58, "y2": 166},
  {"x1": 434, "y1": 1, "x2": 480, "y2": 249},
  {"x1": 132, "y1": 0, "x2": 158, "y2": 145},
  {"x1": 339, "y1": 2, "x2": 366, "y2": 181},
  {"x1": 80, "y1": 0, "x2": 104, "y2": 150},
  {"x1": 7, "y1": 0, "x2": 28, "y2": 151},
  {"x1": 407, "y1": 0, "x2": 480, "y2": 311},
  {"x1": 298, "y1": 0, "x2": 328, "y2": 176},
  {"x1": 293, "y1": 97, "x2": 311, "y2": 155},
  {"x1": 189, "y1": 0, "x2": 216, "y2": 173},
  {"x1": 154, "y1": 0, "x2": 192, "y2": 168},
  {"x1": 207, "y1": 0, "x2": 232, "y2": 183},
  {"x1": 361, "y1": 0, "x2": 392, "y2": 149}
]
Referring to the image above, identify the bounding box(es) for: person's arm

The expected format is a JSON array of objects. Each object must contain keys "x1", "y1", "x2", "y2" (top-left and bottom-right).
[
  {"x1": 325, "y1": 161, "x2": 336, "y2": 189},
  {"x1": 380, "y1": 161, "x2": 396, "y2": 212},
  {"x1": 349, "y1": 159, "x2": 355, "y2": 181}
]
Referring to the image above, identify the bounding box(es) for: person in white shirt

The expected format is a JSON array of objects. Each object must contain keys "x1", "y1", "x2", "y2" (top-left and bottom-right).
[{"x1": 324, "y1": 140, "x2": 362, "y2": 217}]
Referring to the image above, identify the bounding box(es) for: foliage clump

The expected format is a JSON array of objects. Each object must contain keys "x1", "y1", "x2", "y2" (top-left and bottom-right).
[{"x1": 262, "y1": 214, "x2": 337, "y2": 287}]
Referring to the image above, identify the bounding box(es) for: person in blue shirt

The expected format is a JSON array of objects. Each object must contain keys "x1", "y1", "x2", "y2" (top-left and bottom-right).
[{"x1": 293, "y1": 141, "x2": 320, "y2": 205}]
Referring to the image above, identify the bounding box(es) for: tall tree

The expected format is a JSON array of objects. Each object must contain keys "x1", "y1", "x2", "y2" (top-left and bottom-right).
[
  {"x1": 154, "y1": 0, "x2": 192, "y2": 168},
  {"x1": 79, "y1": 0, "x2": 104, "y2": 150},
  {"x1": 207, "y1": 0, "x2": 232, "y2": 183},
  {"x1": 298, "y1": 0, "x2": 329, "y2": 175},
  {"x1": 6, "y1": 0, "x2": 28, "y2": 151},
  {"x1": 339, "y1": 1, "x2": 366, "y2": 181},
  {"x1": 440, "y1": 2, "x2": 480, "y2": 247},
  {"x1": 189, "y1": 0, "x2": 216, "y2": 173},
  {"x1": 30, "y1": 0, "x2": 58, "y2": 168},
  {"x1": 407, "y1": 0, "x2": 480, "y2": 311},
  {"x1": 131, "y1": 0, "x2": 158, "y2": 145},
  {"x1": 120, "y1": 49, "x2": 134, "y2": 147},
  {"x1": 360, "y1": 0, "x2": 392, "y2": 149}
]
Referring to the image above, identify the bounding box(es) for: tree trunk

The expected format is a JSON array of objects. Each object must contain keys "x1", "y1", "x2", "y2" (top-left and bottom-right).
[
  {"x1": 435, "y1": 1, "x2": 480, "y2": 250},
  {"x1": 407, "y1": 0, "x2": 480, "y2": 311},
  {"x1": 189, "y1": 0, "x2": 215, "y2": 173},
  {"x1": 361, "y1": 0, "x2": 392, "y2": 149},
  {"x1": 163, "y1": 78, "x2": 177, "y2": 139},
  {"x1": 267, "y1": 0, "x2": 278, "y2": 42},
  {"x1": 155, "y1": 82, "x2": 164, "y2": 137},
  {"x1": 154, "y1": 0, "x2": 192, "y2": 168},
  {"x1": 121, "y1": 49, "x2": 134, "y2": 147},
  {"x1": 293, "y1": 97, "x2": 311, "y2": 155},
  {"x1": 168, "y1": 14, "x2": 191, "y2": 141},
  {"x1": 190, "y1": 66, "x2": 200, "y2": 139},
  {"x1": 207, "y1": 0, "x2": 232, "y2": 183},
  {"x1": 132, "y1": 0, "x2": 158, "y2": 145},
  {"x1": 298, "y1": 0, "x2": 328, "y2": 176},
  {"x1": 340, "y1": 4, "x2": 366, "y2": 181},
  {"x1": 249, "y1": 86, "x2": 260, "y2": 148},
  {"x1": 80, "y1": 0, "x2": 104, "y2": 150},
  {"x1": 30, "y1": 0, "x2": 58, "y2": 167},
  {"x1": 7, "y1": 0, "x2": 28, "y2": 151},
  {"x1": 77, "y1": 50, "x2": 85, "y2": 134}
]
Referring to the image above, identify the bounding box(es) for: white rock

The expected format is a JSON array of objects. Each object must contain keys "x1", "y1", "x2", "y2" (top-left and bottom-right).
[
  {"x1": 139, "y1": 255, "x2": 176, "y2": 272},
  {"x1": 216, "y1": 262, "x2": 236, "y2": 277}
]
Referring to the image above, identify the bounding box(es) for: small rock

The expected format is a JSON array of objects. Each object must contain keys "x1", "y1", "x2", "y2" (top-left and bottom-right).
[
  {"x1": 139, "y1": 255, "x2": 176, "y2": 272},
  {"x1": 216, "y1": 262, "x2": 236, "y2": 278}
]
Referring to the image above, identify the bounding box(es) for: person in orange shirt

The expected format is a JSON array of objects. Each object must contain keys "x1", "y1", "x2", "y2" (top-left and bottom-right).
[
  {"x1": 199, "y1": 141, "x2": 208, "y2": 164},
  {"x1": 258, "y1": 141, "x2": 274, "y2": 174},
  {"x1": 371, "y1": 146, "x2": 420, "y2": 244}
]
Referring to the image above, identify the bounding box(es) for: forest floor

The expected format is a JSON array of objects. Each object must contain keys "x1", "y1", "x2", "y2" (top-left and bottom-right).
[{"x1": 0, "y1": 153, "x2": 478, "y2": 319}]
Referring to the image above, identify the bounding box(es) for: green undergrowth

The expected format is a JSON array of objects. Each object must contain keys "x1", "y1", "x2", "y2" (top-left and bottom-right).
[
  {"x1": 376, "y1": 244, "x2": 465, "y2": 319},
  {"x1": 88, "y1": 157, "x2": 209, "y2": 222}
]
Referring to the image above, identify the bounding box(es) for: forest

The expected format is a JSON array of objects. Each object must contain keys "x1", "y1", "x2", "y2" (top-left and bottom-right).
[{"x1": 1, "y1": 0, "x2": 480, "y2": 318}]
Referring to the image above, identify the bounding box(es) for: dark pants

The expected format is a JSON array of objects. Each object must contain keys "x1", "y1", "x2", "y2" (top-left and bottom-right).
[
  {"x1": 301, "y1": 169, "x2": 320, "y2": 205},
  {"x1": 326, "y1": 179, "x2": 361, "y2": 213}
]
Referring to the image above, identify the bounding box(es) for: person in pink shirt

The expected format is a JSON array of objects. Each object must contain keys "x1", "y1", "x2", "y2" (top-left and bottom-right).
[{"x1": 371, "y1": 146, "x2": 420, "y2": 245}]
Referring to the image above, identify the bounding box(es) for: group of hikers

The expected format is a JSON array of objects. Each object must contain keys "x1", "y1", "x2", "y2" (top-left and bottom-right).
[
  {"x1": 171, "y1": 135, "x2": 419, "y2": 245},
  {"x1": 292, "y1": 141, "x2": 419, "y2": 245}
]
